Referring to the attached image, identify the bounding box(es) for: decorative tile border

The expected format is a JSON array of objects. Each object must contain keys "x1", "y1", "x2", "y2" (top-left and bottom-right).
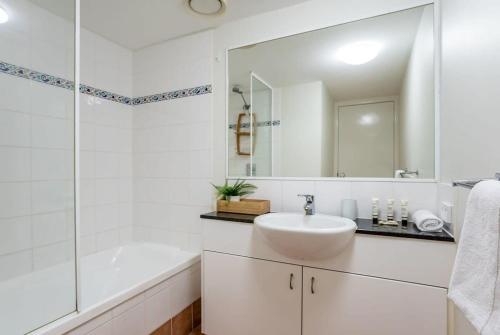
[
  {"x1": 0, "y1": 60, "x2": 211, "y2": 106},
  {"x1": 0, "y1": 61, "x2": 74, "y2": 90},
  {"x1": 79, "y1": 84, "x2": 133, "y2": 105},
  {"x1": 228, "y1": 120, "x2": 280, "y2": 129},
  {"x1": 132, "y1": 85, "x2": 212, "y2": 105}
]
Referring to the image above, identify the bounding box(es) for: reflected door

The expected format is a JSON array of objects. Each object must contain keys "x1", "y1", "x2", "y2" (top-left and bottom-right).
[{"x1": 337, "y1": 101, "x2": 394, "y2": 178}]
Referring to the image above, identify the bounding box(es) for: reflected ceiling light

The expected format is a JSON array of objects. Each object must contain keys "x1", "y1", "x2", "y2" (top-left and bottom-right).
[
  {"x1": 0, "y1": 7, "x2": 9, "y2": 24},
  {"x1": 336, "y1": 41, "x2": 381, "y2": 65},
  {"x1": 358, "y1": 113, "x2": 380, "y2": 126},
  {"x1": 187, "y1": 0, "x2": 226, "y2": 16}
]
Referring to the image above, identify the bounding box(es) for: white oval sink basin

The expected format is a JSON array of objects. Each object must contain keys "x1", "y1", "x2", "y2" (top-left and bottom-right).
[{"x1": 255, "y1": 213, "x2": 357, "y2": 260}]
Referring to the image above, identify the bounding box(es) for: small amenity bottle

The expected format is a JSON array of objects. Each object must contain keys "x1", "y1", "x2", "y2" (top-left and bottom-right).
[
  {"x1": 372, "y1": 198, "x2": 379, "y2": 225},
  {"x1": 387, "y1": 199, "x2": 395, "y2": 222},
  {"x1": 401, "y1": 200, "x2": 409, "y2": 229}
]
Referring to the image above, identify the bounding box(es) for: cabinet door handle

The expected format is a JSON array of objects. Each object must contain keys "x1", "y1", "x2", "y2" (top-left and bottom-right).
[
  {"x1": 289, "y1": 273, "x2": 294, "y2": 290},
  {"x1": 311, "y1": 277, "x2": 315, "y2": 294}
]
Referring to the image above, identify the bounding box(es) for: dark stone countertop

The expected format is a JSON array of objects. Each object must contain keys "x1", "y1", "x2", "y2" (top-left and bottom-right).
[{"x1": 200, "y1": 212, "x2": 455, "y2": 242}]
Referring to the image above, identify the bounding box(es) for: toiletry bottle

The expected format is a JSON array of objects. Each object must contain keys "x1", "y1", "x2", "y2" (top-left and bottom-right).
[
  {"x1": 401, "y1": 200, "x2": 409, "y2": 229},
  {"x1": 387, "y1": 199, "x2": 395, "y2": 222},
  {"x1": 372, "y1": 198, "x2": 379, "y2": 225}
]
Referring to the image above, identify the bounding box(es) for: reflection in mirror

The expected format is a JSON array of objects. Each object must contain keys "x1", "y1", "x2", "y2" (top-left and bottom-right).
[{"x1": 227, "y1": 4, "x2": 435, "y2": 179}]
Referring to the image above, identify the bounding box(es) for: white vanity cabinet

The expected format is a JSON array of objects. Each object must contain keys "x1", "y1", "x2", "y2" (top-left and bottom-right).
[
  {"x1": 203, "y1": 251, "x2": 302, "y2": 335},
  {"x1": 302, "y1": 267, "x2": 448, "y2": 335},
  {"x1": 202, "y1": 217, "x2": 455, "y2": 335},
  {"x1": 203, "y1": 251, "x2": 447, "y2": 335}
]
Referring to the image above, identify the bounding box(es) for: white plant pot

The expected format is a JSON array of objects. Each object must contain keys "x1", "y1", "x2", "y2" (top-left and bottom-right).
[{"x1": 228, "y1": 196, "x2": 241, "y2": 202}]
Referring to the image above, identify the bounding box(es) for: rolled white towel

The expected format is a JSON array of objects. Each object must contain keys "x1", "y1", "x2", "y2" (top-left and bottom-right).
[{"x1": 412, "y1": 209, "x2": 443, "y2": 232}]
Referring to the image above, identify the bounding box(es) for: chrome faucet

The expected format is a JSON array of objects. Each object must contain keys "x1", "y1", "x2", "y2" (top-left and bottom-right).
[{"x1": 298, "y1": 194, "x2": 315, "y2": 215}]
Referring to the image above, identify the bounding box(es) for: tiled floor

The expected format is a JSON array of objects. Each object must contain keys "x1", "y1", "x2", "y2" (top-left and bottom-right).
[
  {"x1": 190, "y1": 326, "x2": 202, "y2": 335},
  {"x1": 151, "y1": 298, "x2": 202, "y2": 335}
]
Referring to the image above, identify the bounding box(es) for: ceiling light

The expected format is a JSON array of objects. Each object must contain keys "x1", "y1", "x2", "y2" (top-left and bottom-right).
[
  {"x1": 336, "y1": 41, "x2": 381, "y2": 65},
  {"x1": 187, "y1": 0, "x2": 226, "y2": 16},
  {"x1": 0, "y1": 7, "x2": 9, "y2": 24}
]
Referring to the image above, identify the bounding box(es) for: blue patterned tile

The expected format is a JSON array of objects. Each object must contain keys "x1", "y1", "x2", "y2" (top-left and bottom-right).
[
  {"x1": 132, "y1": 85, "x2": 212, "y2": 105},
  {"x1": 228, "y1": 120, "x2": 280, "y2": 129},
  {"x1": 79, "y1": 84, "x2": 133, "y2": 105},
  {"x1": 0, "y1": 60, "x2": 212, "y2": 106},
  {"x1": 1, "y1": 61, "x2": 74, "y2": 90}
]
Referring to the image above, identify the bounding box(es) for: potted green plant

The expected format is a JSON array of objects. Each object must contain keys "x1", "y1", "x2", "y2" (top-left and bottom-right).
[{"x1": 211, "y1": 179, "x2": 257, "y2": 202}]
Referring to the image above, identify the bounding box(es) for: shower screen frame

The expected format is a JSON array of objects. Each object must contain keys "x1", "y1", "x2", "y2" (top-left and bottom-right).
[{"x1": 249, "y1": 72, "x2": 274, "y2": 177}]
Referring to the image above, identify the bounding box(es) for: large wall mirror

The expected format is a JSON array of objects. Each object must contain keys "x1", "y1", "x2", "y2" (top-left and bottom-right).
[{"x1": 227, "y1": 4, "x2": 436, "y2": 179}]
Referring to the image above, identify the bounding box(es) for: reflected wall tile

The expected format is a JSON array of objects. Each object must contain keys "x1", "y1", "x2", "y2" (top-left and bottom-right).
[
  {"x1": 0, "y1": 110, "x2": 31, "y2": 147},
  {"x1": 0, "y1": 182, "x2": 31, "y2": 218},
  {"x1": 0, "y1": 250, "x2": 33, "y2": 281},
  {"x1": 0, "y1": 216, "x2": 32, "y2": 255},
  {"x1": 0, "y1": 147, "x2": 31, "y2": 182}
]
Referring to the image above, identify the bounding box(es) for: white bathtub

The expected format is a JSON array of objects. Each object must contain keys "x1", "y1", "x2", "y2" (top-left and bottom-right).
[{"x1": 1, "y1": 243, "x2": 200, "y2": 335}]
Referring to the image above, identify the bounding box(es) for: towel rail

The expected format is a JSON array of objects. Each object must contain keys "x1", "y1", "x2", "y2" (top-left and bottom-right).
[{"x1": 452, "y1": 173, "x2": 500, "y2": 189}]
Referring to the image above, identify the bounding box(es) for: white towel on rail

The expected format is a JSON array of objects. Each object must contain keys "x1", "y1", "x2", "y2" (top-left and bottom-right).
[{"x1": 449, "y1": 180, "x2": 500, "y2": 335}]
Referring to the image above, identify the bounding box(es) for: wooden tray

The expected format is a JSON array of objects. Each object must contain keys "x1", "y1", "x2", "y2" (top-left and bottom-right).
[{"x1": 217, "y1": 199, "x2": 270, "y2": 215}]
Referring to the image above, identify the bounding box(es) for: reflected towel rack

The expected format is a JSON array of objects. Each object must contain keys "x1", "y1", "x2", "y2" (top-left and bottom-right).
[
  {"x1": 452, "y1": 173, "x2": 500, "y2": 189},
  {"x1": 399, "y1": 169, "x2": 419, "y2": 178},
  {"x1": 235, "y1": 112, "x2": 256, "y2": 156}
]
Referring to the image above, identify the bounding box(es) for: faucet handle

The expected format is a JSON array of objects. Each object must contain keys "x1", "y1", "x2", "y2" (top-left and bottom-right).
[{"x1": 297, "y1": 194, "x2": 314, "y2": 202}]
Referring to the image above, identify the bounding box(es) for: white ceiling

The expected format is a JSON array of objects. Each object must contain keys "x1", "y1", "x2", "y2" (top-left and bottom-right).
[
  {"x1": 30, "y1": 0, "x2": 312, "y2": 50},
  {"x1": 229, "y1": 5, "x2": 430, "y2": 102}
]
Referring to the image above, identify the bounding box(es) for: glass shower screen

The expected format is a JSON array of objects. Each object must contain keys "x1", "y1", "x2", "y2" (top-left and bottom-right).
[
  {"x1": 0, "y1": 0, "x2": 77, "y2": 333},
  {"x1": 249, "y1": 74, "x2": 273, "y2": 177}
]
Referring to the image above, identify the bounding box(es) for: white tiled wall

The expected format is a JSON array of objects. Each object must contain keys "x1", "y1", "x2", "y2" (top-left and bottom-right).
[
  {"x1": 2, "y1": 15, "x2": 213, "y2": 267},
  {"x1": 79, "y1": 29, "x2": 134, "y2": 256},
  {"x1": 0, "y1": 0, "x2": 74, "y2": 79},
  {"x1": 0, "y1": 0, "x2": 75, "y2": 281},
  {"x1": 132, "y1": 31, "x2": 213, "y2": 253},
  {"x1": 242, "y1": 179, "x2": 437, "y2": 220},
  {"x1": 133, "y1": 31, "x2": 213, "y2": 96}
]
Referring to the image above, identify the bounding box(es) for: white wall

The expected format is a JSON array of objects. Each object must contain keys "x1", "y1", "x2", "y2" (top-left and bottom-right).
[
  {"x1": 321, "y1": 84, "x2": 335, "y2": 177},
  {"x1": 440, "y1": 0, "x2": 500, "y2": 183},
  {"x1": 79, "y1": 29, "x2": 134, "y2": 256},
  {"x1": 439, "y1": 0, "x2": 500, "y2": 334},
  {"x1": 280, "y1": 81, "x2": 324, "y2": 177},
  {"x1": 278, "y1": 81, "x2": 334, "y2": 177},
  {"x1": 132, "y1": 31, "x2": 213, "y2": 253},
  {"x1": 399, "y1": 5, "x2": 435, "y2": 179},
  {"x1": 0, "y1": 0, "x2": 75, "y2": 280}
]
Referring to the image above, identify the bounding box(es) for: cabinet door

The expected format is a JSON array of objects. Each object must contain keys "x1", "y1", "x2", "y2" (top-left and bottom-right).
[
  {"x1": 303, "y1": 267, "x2": 447, "y2": 335},
  {"x1": 203, "y1": 251, "x2": 302, "y2": 335}
]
